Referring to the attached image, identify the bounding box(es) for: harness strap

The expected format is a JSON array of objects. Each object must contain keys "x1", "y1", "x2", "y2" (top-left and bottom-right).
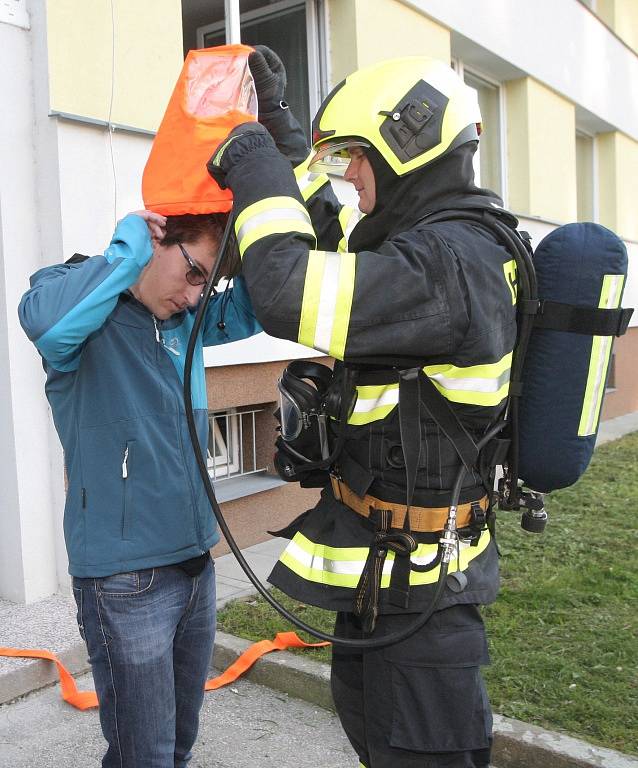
[
  {"x1": 398, "y1": 368, "x2": 422, "y2": 528},
  {"x1": 419, "y1": 372, "x2": 479, "y2": 472},
  {"x1": 353, "y1": 509, "x2": 392, "y2": 633}
]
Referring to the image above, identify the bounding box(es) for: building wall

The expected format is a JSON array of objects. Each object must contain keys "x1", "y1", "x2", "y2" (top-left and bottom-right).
[
  {"x1": 402, "y1": 0, "x2": 638, "y2": 141},
  {"x1": 598, "y1": 131, "x2": 638, "y2": 242},
  {"x1": 46, "y1": 0, "x2": 182, "y2": 131},
  {"x1": 506, "y1": 78, "x2": 577, "y2": 223},
  {"x1": 598, "y1": 0, "x2": 638, "y2": 52},
  {"x1": 602, "y1": 328, "x2": 638, "y2": 419},
  {"x1": 0, "y1": 3, "x2": 60, "y2": 603},
  {"x1": 327, "y1": 0, "x2": 449, "y2": 86},
  {"x1": 212, "y1": 483, "x2": 320, "y2": 557}
]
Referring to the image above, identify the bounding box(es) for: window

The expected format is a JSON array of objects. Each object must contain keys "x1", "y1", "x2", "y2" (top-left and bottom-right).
[
  {"x1": 453, "y1": 61, "x2": 505, "y2": 199},
  {"x1": 464, "y1": 70, "x2": 505, "y2": 198},
  {"x1": 196, "y1": 0, "x2": 326, "y2": 140},
  {"x1": 207, "y1": 407, "x2": 266, "y2": 480},
  {"x1": 576, "y1": 130, "x2": 597, "y2": 222}
]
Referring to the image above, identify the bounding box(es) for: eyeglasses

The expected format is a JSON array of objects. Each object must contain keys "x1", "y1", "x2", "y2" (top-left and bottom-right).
[{"x1": 177, "y1": 243, "x2": 208, "y2": 287}]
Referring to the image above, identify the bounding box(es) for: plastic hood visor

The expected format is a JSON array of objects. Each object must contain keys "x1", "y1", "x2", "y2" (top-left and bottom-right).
[{"x1": 142, "y1": 44, "x2": 257, "y2": 215}]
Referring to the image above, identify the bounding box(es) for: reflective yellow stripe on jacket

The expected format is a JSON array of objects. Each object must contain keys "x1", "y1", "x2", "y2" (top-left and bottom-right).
[
  {"x1": 235, "y1": 196, "x2": 316, "y2": 258},
  {"x1": 349, "y1": 383, "x2": 399, "y2": 425},
  {"x1": 298, "y1": 250, "x2": 356, "y2": 359},
  {"x1": 278, "y1": 529, "x2": 491, "y2": 588},
  {"x1": 294, "y1": 162, "x2": 330, "y2": 202},
  {"x1": 424, "y1": 352, "x2": 512, "y2": 407},
  {"x1": 347, "y1": 353, "x2": 512, "y2": 426}
]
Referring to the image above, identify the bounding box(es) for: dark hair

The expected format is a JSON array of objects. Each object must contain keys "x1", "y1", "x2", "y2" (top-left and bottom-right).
[{"x1": 161, "y1": 213, "x2": 241, "y2": 279}]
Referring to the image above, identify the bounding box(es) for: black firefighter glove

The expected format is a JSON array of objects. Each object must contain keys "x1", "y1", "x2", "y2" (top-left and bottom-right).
[
  {"x1": 248, "y1": 45, "x2": 309, "y2": 165},
  {"x1": 206, "y1": 122, "x2": 279, "y2": 190},
  {"x1": 249, "y1": 45, "x2": 287, "y2": 113}
]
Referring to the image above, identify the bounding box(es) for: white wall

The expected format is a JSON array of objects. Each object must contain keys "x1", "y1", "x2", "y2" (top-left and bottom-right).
[
  {"x1": 402, "y1": 0, "x2": 638, "y2": 140},
  {"x1": 0, "y1": 10, "x2": 58, "y2": 602},
  {"x1": 56, "y1": 122, "x2": 152, "y2": 256}
]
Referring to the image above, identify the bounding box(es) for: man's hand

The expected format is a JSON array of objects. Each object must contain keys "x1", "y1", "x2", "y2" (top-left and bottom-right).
[
  {"x1": 249, "y1": 45, "x2": 287, "y2": 113},
  {"x1": 206, "y1": 122, "x2": 271, "y2": 189},
  {"x1": 132, "y1": 210, "x2": 166, "y2": 245}
]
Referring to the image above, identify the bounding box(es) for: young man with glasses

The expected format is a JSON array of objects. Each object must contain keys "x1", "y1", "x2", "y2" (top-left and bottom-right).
[{"x1": 18, "y1": 209, "x2": 260, "y2": 767}]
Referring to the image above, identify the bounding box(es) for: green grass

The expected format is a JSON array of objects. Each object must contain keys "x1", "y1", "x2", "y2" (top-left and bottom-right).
[{"x1": 218, "y1": 433, "x2": 638, "y2": 754}]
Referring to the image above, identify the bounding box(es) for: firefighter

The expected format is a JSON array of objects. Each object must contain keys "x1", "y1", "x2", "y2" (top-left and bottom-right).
[{"x1": 209, "y1": 51, "x2": 519, "y2": 768}]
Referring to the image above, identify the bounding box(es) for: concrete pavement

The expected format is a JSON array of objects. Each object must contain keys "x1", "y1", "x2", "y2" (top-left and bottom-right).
[{"x1": 0, "y1": 670, "x2": 355, "y2": 768}]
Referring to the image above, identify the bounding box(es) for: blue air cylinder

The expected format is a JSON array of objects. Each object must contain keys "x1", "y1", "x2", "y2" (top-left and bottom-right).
[{"x1": 517, "y1": 223, "x2": 630, "y2": 492}]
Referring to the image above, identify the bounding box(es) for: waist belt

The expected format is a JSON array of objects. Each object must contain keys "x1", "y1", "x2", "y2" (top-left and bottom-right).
[{"x1": 330, "y1": 476, "x2": 488, "y2": 532}]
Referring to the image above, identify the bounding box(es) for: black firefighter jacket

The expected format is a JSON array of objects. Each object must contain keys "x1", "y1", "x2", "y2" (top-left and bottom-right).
[{"x1": 220, "y1": 117, "x2": 518, "y2": 614}]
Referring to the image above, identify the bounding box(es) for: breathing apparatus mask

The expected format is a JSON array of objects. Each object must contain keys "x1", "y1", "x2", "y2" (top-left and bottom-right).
[{"x1": 274, "y1": 360, "x2": 357, "y2": 485}]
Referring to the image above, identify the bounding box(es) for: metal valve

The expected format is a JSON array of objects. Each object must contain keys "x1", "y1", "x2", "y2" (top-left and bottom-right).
[
  {"x1": 519, "y1": 491, "x2": 548, "y2": 533},
  {"x1": 497, "y1": 476, "x2": 548, "y2": 534}
]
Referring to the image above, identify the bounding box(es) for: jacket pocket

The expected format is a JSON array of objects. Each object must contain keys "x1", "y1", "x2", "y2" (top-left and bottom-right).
[
  {"x1": 384, "y1": 604, "x2": 492, "y2": 753},
  {"x1": 80, "y1": 415, "x2": 196, "y2": 565},
  {"x1": 389, "y1": 663, "x2": 492, "y2": 753}
]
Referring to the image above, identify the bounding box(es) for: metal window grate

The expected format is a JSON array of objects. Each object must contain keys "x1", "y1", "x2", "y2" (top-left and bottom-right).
[{"x1": 207, "y1": 408, "x2": 266, "y2": 480}]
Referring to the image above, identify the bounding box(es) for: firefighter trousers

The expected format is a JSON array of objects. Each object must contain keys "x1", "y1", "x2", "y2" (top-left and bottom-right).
[{"x1": 331, "y1": 604, "x2": 493, "y2": 768}]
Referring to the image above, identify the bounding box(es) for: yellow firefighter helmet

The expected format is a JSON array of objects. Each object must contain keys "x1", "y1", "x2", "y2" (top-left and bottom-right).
[{"x1": 310, "y1": 57, "x2": 481, "y2": 177}]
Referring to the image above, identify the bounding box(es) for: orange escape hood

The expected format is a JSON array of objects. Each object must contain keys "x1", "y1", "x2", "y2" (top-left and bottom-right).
[{"x1": 142, "y1": 44, "x2": 257, "y2": 215}]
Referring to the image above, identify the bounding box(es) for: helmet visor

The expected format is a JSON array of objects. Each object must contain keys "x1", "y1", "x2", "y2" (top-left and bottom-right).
[
  {"x1": 277, "y1": 381, "x2": 304, "y2": 442},
  {"x1": 308, "y1": 140, "x2": 370, "y2": 176}
]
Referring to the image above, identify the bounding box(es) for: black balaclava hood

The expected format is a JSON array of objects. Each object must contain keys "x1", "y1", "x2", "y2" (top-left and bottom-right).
[{"x1": 348, "y1": 141, "x2": 509, "y2": 252}]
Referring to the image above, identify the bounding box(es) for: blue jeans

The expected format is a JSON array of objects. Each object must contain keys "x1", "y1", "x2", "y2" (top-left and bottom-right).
[{"x1": 72, "y1": 558, "x2": 216, "y2": 768}]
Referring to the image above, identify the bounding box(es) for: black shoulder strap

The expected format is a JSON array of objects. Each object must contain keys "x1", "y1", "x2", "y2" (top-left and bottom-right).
[{"x1": 418, "y1": 373, "x2": 479, "y2": 472}]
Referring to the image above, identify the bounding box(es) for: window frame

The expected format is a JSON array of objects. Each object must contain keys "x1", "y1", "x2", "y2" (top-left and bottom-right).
[
  {"x1": 452, "y1": 58, "x2": 508, "y2": 204},
  {"x1": 207, "y1": 408, "x2": 240, "y2": 478},
  {"x1": 207, "y1": 406, "x2": 268, "y2": 481},
  {"x1": 575, "y1": 128, "x2": 599, "y2": 223},
  {"x1": 196, "y1": 0, "x2": 327, "y2": 119}
]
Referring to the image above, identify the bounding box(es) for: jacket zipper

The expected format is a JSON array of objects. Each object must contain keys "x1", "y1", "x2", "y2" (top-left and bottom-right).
[
  {"x1": 153, "y1": 314, "x2": 180, "y2": 355},
  {"x1": 152, "y1": 314, "x2": 161, "y2": 343},
  {"x1": 122, "y1": 445, "x2": 129, "y2": 479},
  {"x1": 152, "y1": 312, "x2": 203, "y2": 545}
]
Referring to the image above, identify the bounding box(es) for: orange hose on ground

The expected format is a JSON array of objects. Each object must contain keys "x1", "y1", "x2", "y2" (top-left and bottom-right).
[{"x1": 0, "y1": 632, "x2": 329, "y2": 710}]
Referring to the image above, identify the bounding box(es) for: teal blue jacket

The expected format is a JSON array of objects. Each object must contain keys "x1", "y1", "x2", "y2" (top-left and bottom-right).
[{"x1": 18, "y1": 214, "x2": 261, "y2": 577}]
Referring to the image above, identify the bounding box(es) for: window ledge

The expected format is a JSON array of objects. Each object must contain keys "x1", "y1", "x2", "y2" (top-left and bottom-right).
[{"x1": 212, "y1": 472, "x2": 288, "y2": 503}]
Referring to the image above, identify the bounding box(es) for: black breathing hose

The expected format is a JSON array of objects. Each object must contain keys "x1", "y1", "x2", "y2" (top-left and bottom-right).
[{"x1": 183, "y1": 213, "x2": 490, "y2": 648}]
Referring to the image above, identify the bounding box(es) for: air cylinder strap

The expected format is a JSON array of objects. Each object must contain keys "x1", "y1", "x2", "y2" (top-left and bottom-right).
[
  {"x1": 0, "y1": 632, "x2": 329, "y2": 711},
  {"x1": 534, "y1": 300, "x2": 633, "y2": 336}
]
